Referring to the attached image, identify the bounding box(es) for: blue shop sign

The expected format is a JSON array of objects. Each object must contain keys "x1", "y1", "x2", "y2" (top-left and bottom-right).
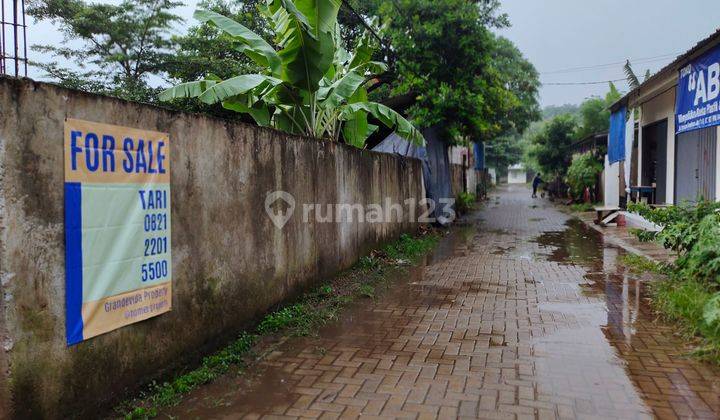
[{"x1": 676, "y1": 44, "x2": 720, "y2": 134}]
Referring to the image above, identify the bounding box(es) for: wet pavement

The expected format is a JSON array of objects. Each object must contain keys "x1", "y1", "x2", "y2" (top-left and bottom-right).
[{"x1": 163, "y1": 184, "x2": 720, "y2": 419}]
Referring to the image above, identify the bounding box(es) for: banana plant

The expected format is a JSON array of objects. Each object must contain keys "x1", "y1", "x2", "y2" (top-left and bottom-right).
[{"x1": 160, "y1": 0, "x2": 424, "y2": 147}]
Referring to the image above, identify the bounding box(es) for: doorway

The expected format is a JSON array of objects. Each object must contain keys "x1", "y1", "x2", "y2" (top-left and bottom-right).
[{"x1": 641, "y1": 120, "x2": 668, "y2": 203}]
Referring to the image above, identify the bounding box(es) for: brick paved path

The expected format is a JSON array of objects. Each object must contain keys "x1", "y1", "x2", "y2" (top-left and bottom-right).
[{"x1": 166, "y1": 185, "x2": 720, "y2": 419}]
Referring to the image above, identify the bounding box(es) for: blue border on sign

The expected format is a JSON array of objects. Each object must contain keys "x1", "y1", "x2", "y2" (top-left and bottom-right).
[{"x1": 65, "y1": 182, "x2": 84, "y2": 346}]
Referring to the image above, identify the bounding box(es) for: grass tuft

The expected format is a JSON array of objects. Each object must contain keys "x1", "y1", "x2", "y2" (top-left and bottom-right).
[
  {"x1": 569, "y1": 202, "x2": 596, "y2": 213},
  {"x1": 651, "y1": 279, "x2": 720, "y2": 364},
  {"x1": 620, "y1": 254, "x2": 665, "y2": 275}
]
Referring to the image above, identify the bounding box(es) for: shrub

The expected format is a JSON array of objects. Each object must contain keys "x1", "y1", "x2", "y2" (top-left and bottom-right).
[
  {"x1": 627, "y1": 200, "x2": 720, "y2": 255},
  {"x1": 456, "y1": 192, "x2": 476, "y2": 214},
  {"x1": 627, "y1": 200, "x2": 720, "y2": 364},
  {"x1": 565, "y1": 152, "x2": 602, "y2": 199}
]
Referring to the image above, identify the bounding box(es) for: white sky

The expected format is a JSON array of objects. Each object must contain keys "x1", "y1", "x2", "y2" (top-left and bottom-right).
[
  {"x1": 8, "y1": 0, "x2": 720, "y2": 107},
  {"x1": 498, "y1": 0, "x2": 720, "y2": 106}
]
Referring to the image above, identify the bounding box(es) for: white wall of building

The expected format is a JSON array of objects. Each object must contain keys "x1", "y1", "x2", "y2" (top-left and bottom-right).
[
  {"x1": 604, "y1": 155, "x2": 620, "y2": 207},
  {"x1": 508, "y1": 164, "x2": 527, "y2": 184},
  {"x1": 448, "y1": 145, "x2": 468, "y2": 165}
]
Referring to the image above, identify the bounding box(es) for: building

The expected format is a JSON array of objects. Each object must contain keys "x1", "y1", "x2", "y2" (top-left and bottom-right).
[
  {"x1": 611, "y1": 29, "x2": 720, "y2": 205},
  {"x1": 507, "y1": 163, "x2": 528, "y2": 184}
]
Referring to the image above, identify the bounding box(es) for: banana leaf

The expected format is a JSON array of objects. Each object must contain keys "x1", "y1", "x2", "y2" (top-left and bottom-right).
[
  {"x1": 342, "y1": 102, "x2": 425, "y2": 146},
  {"x1": 194, "y1": 9, "x2": 282, "y2": 77},
  {"x1": 158, "y1": 80, "x2": 217, "y2": 101},
  {"x1": 198, "y1": 74, "x2": 282, "y2": 104}
]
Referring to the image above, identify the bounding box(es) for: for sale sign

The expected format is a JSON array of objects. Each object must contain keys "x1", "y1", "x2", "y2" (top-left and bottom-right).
[{"x1": 64, "y1": 118, "x2": 172, "y2": 345}]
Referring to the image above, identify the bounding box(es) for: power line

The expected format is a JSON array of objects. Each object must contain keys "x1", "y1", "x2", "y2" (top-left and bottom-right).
[
  {"x1": 542, "y1": 78, "x2": 627, "y2": 86},
  {"x1": 540, "y1": 52, "x2": 681, "y2": 75}
]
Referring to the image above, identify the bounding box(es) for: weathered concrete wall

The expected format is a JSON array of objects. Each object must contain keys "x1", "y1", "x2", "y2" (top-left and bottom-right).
[
  {"x1": 0, "y1": 77, "x2": 423, "y2": 418},
  {"x1": 450, "y1": 163, "x2": 465, "y2": 195}
]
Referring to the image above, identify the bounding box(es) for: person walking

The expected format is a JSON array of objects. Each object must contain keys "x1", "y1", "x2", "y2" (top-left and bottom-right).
[{"x1": 532, "y1": 173, "x2": 543, "y2": 198}]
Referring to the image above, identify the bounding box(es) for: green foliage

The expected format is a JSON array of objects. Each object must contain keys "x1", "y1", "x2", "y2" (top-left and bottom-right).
[
  {"x1": 628, "y1": 200, "x2": 720, "y2": 364},
  {"x1": 652, "y1": 280, "x2": 720, "y2": 363},
  {"x1": 28, "y1": 0, "x2": 183, "y2": 102},
  {"x1": 490, "y1": 36, "x2": 541, "y2": 136},
  {"x1": 382, "y1": 233, "x2": 438, "y2": 262},
  {"x1": 160, "y1": 3, "x2": 423, "y2": 147},
  {"x1": 654, "y1": 280, "x2": 715, "y2": 335},
  {"x1": 486, "y1": 129, "x2": 526, "y2": 170},
  {"x1": 675, "y1": 213, "x2": 720, "y2": 286},
  {"x1": 257, "y1": 304, "x2": 312, "y2": 334},
  {"x1": 704, "y1": 294, "x2": 720, "y2": 329},
  {"x1": 543, "y1": 104, "x2": 580, "y2": 120},
  {"x1": 527, "y1": 114, "x2": 578, "y2": 178},
  {"x1": 357, "y1": 255, "x2": 380, "y2": 270},
  {"x1": 123, "y1": 332, "x2": 257, "y2": 419},
  {"x1": 575, "y1": 83, "x2": 622, "y2": 140},
  {"x1": 349, "y1": 0, "x2": 538, "y2": 144},
  {"x1": 566, "y1": 152, "x2": 602, "y2": 199},
  {"x1": 628, "y1": 200, "x2": 720, "y2": 256},
  {"x1": 456, "y1": 192, "x2": 477, "y2": 214},
  {"x1": 620, "y1": 254, "x2": 663, "y2": 275},
  {"x1": 357, "y1": 284, "x2": 375, "y2": 299},
  {"x1": 168, "y1": 0, "x2": 268, "y2": 83},
  {"x1": 569, "y1": 202, "x2": 596, "y2": 213}
]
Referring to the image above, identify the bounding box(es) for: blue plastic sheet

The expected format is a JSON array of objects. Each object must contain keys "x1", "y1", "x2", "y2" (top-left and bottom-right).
[{"x1": 608, "y1": 107, "x2": 626, "y2": 163}]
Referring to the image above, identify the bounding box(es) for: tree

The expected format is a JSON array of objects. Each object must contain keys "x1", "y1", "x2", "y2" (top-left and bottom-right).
[
  {"x1": 167, "y1": 0, "x2": 267, "y2": 83},
  {"x1": 160, "y1": 3, "x2": 423, "y2": 147},
  {"x1": 575, "y1": 83, "x2": 622, "y2": 139},
  {"x1": 491, "y1": 36, "x2": 541, "y2": 135},
  {"x1": 527, "y1": 114, "x2": 578, "y2": 178},
  {"x1": 543, "y1": 104, "x2": 579, "y2": 120},
  {"x1": 344, "y1": 0, "x2": 523, "y2": 143},
  {"x1": 28, "y1": 0, "x2": 182, "y2": 101},
  {"x1": 486, "y1": 129, "x2": 525, "y2": 171},
  {"x1": 566, "y1": 152, "x2": 603, "y2": 199}
]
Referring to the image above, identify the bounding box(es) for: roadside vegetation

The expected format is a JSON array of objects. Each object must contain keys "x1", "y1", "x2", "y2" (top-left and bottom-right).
[
  {"x1": 118, "y1": 232, "x2": 439, "y2": 419},
  {"x1": 566, "y1": 152, "x2": 603, "y2": 202},
  {"x1": 455, "y1": 192, "x2": 477, "y2": 215},
  {"x1": 628, "y1": 201, "x2": 720, "y2": 364},
  {"x1": 523, "y1": 84, "x2": 620, "y2": 202},
  {"x1": 28, "y1": 0, "x2": 540, "y2": 152}
]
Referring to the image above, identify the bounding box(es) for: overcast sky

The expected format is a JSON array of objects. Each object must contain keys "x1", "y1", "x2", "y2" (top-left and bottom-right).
[
  {"x1": 12, "y1": 0, "x2": 720, "y2": 107},
  {"x1": 497, "y1": 0, "x2": 720, "y2": 106}
]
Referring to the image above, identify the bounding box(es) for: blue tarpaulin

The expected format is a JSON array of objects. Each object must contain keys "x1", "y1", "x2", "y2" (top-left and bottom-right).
[
  {"x1": 608, "y1": 107, "x2": 626, "y2": 163},
  {"x1": 474, "y1": 142, "x2": 485, "y2": 170}
]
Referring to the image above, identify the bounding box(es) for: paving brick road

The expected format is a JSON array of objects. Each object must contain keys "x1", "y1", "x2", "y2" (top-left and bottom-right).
[{"x1": 166, "y1": 184, "x2": 720, "y2": 419}]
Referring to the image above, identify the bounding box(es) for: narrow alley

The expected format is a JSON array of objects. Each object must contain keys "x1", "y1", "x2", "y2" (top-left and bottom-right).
[{"x1": 164, "y1": 185, "x2": 720, "y2": 419}]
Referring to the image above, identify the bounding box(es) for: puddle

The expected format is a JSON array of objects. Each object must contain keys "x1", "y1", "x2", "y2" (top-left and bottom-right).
[{"x1": 529, "y1": 215, "x2": 720, "y2": 418}]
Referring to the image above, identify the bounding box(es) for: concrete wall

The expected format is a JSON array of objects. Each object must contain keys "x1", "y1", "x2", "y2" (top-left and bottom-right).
[
  {"x1": 450, "y1": 163, "x2": 465, "y2": 195},
  {"x1": 0, "y1": 77, "x2": 424, "y2": 418}
]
